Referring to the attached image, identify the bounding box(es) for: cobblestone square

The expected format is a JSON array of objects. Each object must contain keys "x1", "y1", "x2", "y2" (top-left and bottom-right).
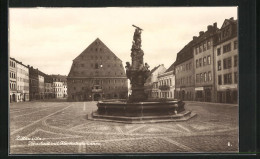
[{"x1": 9, "y1": 101, "x2": 238, "y2": 154}]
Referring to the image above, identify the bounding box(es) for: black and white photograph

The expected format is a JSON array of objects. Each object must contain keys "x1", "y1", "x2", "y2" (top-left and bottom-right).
[{"x1": 9, "y1": 7, "x2": 239, "y2": 154}]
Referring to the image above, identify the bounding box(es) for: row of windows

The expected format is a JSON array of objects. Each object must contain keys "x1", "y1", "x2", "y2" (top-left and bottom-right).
[
  {"x1": 17, "y1": 85, "x2": 29, "y2": 91},
  {"x1": 53, "y1": 78, "x2": 64, "y2": 82},
  {"x1": 10, "y1": 82, "x2": 16, "y2": 90},
  {"x1": 152, "y1": 91, "x2": 173, "y2": 98},
  {"x1": 80, "y1": 55, "x2": 118, "y2": 61},
  {"x1": 54, "y1": 88, "x2": 63, "y2": 92},
  {"x1": 10, "y1": 60, "x2": 16, "y2": 68},
  {"x1": 72, "y1": 93, "x2": 121, "y2": 99},
  {"x1": 73, "y1": 71, "x2": 124, "y2": 76},
  {"x1": 71, "y1": 79, "x2": 125, "y2": 84},
  {"x1": 196, "y1": 55, "x2": 211, "y2": 68},
  {"x1": 176, "y1": 76, "x2": 193, "y2": 85},
  {"x1": 221, "y1": 26, "x2": 231, "y2": 39},
  {"x1": 217, "y1": 41, "x2": 237, "y2": 56},
  {"x1": 196, "y1": 71, "x2": 212, "y2": 83},
  {"x1": 158, "y1": 79, "x2": 172, "y2": 87},
  {"x1": 74, "y1": 63, "x2": 122, "y2": 68},
  {"x1": 194, "y1": 40, "x2": 212, "y2": 55},
  {"x1": 55, "y1": 93, "x2": 65, "y2": 97},
  {"x1": 9, "y1": 72, "x2": 16, "y2": 79},
  {"x1": 176, "y1": 62, "x2": 192, "y2": 73},
  {"x1": 218, "y1": 72, "x2": 238, "y2": 85},
  {"x1": 73, "y1": 86, "x2": 126, "y2": 91},
  {"x1": 53, "y1": 83, "x2": 65, "y2": 87},
  {"x1": 17, "y1": 68, "x2": 29, "y2": 76},
  {"x1": 17, "y1": 77, "x2": 29, "y2": 83},
  {"x1": 217, "y1": 55, "x2": 238, "y2": 71}
]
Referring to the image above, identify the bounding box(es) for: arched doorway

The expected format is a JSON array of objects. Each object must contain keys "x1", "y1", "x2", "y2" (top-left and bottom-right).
[{"x1": 94, "y1": 94, "x2": 101, "y2": 101}]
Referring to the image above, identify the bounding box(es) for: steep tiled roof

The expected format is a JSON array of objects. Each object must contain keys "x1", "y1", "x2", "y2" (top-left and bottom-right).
[
  {"x1": 150, "y1": 65, "x2": 161, "y2": 74},
  {"x1": 165, "y1": 62, "x2": 175, "y2": 74},
  {"x1": 51, "y1": 74, "x2": 67, "y2": 82},
  {"x1": 68, "y1": 38, "x2": 126, "y2": 78},
  {"x1": 174, "y1": 40, "x2": 194, "y2": 66}
]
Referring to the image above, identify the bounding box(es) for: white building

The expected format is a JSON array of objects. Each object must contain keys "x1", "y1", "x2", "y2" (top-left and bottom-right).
[
  {"x1": 52, "y1": 75, "x2": 67, "y2": 98},
  {"x1": 214, "y1": 18, "x2": 238, "y2": 103},
  {"x1": 157, "y1": 63, "x2": 175, "y2": 99},
  {"x1": 16, "y1": 60, "x2": 29, "y2": 102},
  {"x1": 144, "y1": 64, "x2": 166, "y2": 98}
]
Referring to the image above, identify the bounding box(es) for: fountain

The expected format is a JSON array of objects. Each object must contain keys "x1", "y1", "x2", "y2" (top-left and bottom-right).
[{"x1": 89, "y1": 25, "x2": 196, "y2": 123}]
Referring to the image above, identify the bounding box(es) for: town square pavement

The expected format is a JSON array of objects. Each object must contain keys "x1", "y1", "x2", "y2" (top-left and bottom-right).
[{"x1": 9, "y1": 100, "x2": 238, "y2": 154}]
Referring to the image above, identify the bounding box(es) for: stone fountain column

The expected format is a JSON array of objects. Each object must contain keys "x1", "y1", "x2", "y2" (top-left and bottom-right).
[{"x1": 126, "y1": 25, "x2": 150, "y2": 102}]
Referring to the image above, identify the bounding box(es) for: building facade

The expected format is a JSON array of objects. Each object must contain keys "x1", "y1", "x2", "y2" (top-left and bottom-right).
[
  {"x1": 144, "y1": 64, "x2": 166, "y2": 98},
  {"x1": 67, "y1": 38, "x2": 128, "y2": 101},
  {"x1": 52, "y1": 75, "x2": 67, "y2": 99},
  {"x1": 9, "y1": 58, "x2": 17, "y2": 102},
  {"x1": 44, "y1": 75, "x2": 54, "y2": 99},
  {"x1": 29, "y1": 67, "x2": 39, "y2": 100},
  {"x1": 157, "y1": 63, "x2": 175, "y2": 99},
  {"x1": 193, "y1": 23, "x2": 218, "y2": 102},
  {"x1": 63, "y1": 82, "x2": 67, "y2": 98},
  {"x1": 214, "y1": 18, "x2": 238, "y2": 103},
  {"x1": 15, "y1": 60, "x2": 30, "y2": 102},
  {"x1": 38, "y1": 75, "x2": 45, "y2": 99},
  {"x1": 175, "y1": 41, "x2": 195, "y2": 101}
]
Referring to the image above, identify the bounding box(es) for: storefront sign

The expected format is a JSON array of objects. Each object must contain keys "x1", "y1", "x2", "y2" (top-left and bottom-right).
[
  {"x1": 219, "y1": 84, "x2": 237, "y2": 90},
  {"x1": 195, "y1": 87, "x2": 204, "y2": 91}
]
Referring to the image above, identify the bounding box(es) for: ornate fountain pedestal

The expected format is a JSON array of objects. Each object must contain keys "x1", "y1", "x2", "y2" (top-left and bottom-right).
[{"x1": 89, "y1": 25, "x2": 196, "y2": 123}]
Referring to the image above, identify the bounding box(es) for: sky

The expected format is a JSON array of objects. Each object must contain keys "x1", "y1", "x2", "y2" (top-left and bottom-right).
[{"x1": 9, "y1": 7, "x2": 237, "y2": 75}]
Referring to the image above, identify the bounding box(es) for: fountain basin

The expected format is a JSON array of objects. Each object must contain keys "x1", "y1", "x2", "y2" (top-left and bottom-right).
[{"x1": 89, "y1": 99, "x2": 196, "y2": 123}]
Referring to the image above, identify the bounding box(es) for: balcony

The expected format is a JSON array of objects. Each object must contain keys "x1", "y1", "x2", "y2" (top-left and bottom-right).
[{"x1": 159, "y1": 85, "x2": 170, "y2": 91}]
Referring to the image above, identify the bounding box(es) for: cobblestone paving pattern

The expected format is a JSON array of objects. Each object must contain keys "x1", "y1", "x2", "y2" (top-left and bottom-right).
[{"x1": 9, "y1": 100, "x2": 238, "y2": 154}]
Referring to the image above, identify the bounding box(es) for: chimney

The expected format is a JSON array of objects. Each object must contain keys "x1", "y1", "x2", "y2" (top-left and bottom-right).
[
  {"x1": 230, "y1": 17, "x2": 234, "y2": 20},
  {"x1": 199, "y1": 31, "x2": 204, "y2": 36},
  {"x1": 193, "y1": 36, "x2": 197, "y2": 40},
  {"x1": 207, "y1": 25, "x2": 213, "y2": 31},
  {"x1": 213, "y1": 22, "x2": 217, "y2": 28}
]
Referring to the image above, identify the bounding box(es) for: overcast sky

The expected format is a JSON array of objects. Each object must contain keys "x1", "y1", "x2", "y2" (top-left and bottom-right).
[{"x1": 9, "y1": 7, "x2": 237, "y2": 75}]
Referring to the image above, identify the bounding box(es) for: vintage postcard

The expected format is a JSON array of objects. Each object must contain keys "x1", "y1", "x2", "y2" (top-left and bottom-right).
[{"x1": 9, "y1": 7, "x2": 238, "y2": 154}]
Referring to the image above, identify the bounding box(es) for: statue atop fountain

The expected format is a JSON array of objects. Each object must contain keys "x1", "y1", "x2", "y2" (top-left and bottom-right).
[
  {"x1": 125, "y1": 25, "x2": 150, "y2": 102},
  {"x1": 90, "y1": 25, "x2": 196, "y2": 123}
]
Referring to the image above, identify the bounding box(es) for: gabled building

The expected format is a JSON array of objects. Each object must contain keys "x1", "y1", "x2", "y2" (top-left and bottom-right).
[
  {"x1": 193, "y1": 22, "x2": 219, "y2": 102},
  {"x1": 214, "y1": 17, "x2": 238, "y2": 103},
  {"x1": 67, "y1": 38, "x2": 128, "y2": 101},
  {"x1": 144, "y1": 64, "x2": 166, "y2": 98},
  {"x1": 157, "y1": 62, "x2": 175, "y2": 99},
  {"x1": 174, "y1": 40, "x2": 195, "y2": 101}
]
